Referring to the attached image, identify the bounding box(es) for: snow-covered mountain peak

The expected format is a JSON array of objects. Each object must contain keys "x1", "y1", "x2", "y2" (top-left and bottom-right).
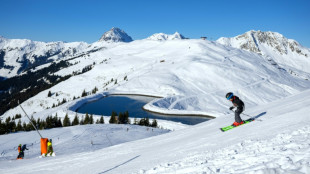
[
  {"x1": 217, "y1": 30, "x2": 310, "y2": 75},
  {"x1": 98, "y1": 27, "x2": 133, "y2": 42},
  {"x1": 147, "y1": 32, "x2": 186, "y2": 41},
  {"x1": 217, "y1": 30, "x2": 309, "y2": 57}
]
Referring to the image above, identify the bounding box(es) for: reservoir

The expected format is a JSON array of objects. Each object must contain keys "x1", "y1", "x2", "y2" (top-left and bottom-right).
[{"x1": 76, "y1": 95, "x2": 210, "y2": 125}]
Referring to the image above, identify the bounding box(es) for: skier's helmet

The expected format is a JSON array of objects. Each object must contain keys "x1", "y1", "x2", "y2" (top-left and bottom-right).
[
  {"x1": 226, "y1": 92, "x2": 233, "y2": 100},
  {"x1": 19, "y1": 144, "x2": 21, "y2": 146}
]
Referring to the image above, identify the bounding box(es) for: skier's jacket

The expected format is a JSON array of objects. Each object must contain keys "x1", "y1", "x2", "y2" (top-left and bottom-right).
[
  {"x1": 18, "y1": 146, "x2": 21, "y2": 153},
  {"x1": 231, "y1": 96, "x2": 244, "y2": 109}
]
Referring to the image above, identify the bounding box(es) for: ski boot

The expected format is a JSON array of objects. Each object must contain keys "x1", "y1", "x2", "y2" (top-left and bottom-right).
[{"x1": 232, "y1": 121, "x2": 244, "y2": 127}]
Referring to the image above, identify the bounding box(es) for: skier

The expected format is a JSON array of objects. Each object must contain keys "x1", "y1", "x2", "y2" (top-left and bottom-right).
[
  {"x1": 45, "y1": 139, "x2": 53, "y2": 156},
  {"x1": 226, "y1": 92, "x2": 244, "y2": 126},
  {"x1": 17, "y1": 144, "x2": 28, "y2": 159}
]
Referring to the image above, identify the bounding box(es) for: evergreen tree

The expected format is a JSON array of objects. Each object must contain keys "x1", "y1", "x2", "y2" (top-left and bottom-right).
[
  {"x1": 96, "y1": 119, "x2": 99, "y2": 124},
  {"x1": 145, "y1": 117, "x2": 150, "y2": 127},
  {"x1": 22, "y1": 122, "x2": 27, "y2": 131},
  {"x1": 151, "y1": 119, "x2": 158, "y2": 128},
  {"x1": 81, "y1": 89, "x2": 87, "y2": 97},
  {"x1": 40, "y1": 120, "x2": 46, "y2": 130},
  {"x1": 61, "y1": 98, "x2": 67, "y2": 104},
  {"x1": 99, "y1": 116, "x2": 104, "y2": 124},
  {"x1": 72, "y1": 114, "x2": 79, "y2": 126},
  {"x1": 0, "y1": 120, "x2": 5, "y2": 135},
  {"x1": 109, "y1": 111, "x2": 117, "y2": 124},
  {"x1": 118, "y1": 112, "x2": 124, "y2": 124},
  {"x1": 138, "y1": 118, "x2": 145, "y2": 126},
  {"x1": 46, "y1": 116, "x2": 52, "y2": 128},
  {"x1": 124, "y1": 111, "x2": 130, "y2": 124},
  {"x1": 36, "y1": 118, "x2": 41, "y2": 130},
  {"x1": 84, "y1": 113, "x2": 90, "y2": 124},
  {"x1": 57, "y1": 117, "x2": 63, "y2": 127},
  {"x1": 48, "y1": 91, "x2": 52, "y2": 97},
  {"x1": 63, "y1": 113, "x2": 71, "y2": 127},
  {"x1": 90, "y1": 114, "x2": 94, "y2": 124},
  {"x1": 92, "y1": 86, "x2": 98, "y2": 94},
  {"x1": 26, "y1": 122, "x2": 34, "y2": 131},
  {"x1": 15, "y1": 114, "x2": 22, "y2": 119},
  {"x1": 16, "y1": 119, "x2": 22, "y2": 131}
]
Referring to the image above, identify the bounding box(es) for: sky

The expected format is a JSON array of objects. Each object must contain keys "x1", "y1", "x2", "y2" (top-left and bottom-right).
[{"x1": 0, "y1": 0, "x2": 310, "y2": 47}]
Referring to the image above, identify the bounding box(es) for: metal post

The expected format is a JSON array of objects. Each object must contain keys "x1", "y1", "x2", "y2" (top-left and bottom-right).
[{"x1": 18, "y1": 101, "x2": 43, "y2": 138}]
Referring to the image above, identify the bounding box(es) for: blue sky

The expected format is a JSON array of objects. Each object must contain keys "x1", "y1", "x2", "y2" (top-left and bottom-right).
[{"x1": 1, "y1": 0, "x2": 310, "y2": 47}]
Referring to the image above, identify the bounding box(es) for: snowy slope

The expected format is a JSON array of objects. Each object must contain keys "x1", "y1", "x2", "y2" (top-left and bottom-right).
[
  {"x1": 0, "y1": 36, "x2": 90, "y2": 78},
  {"x1": 0, "y1": 88, "x2": 309, "y2": 174},
  {"x1": 217, "y1": 30, "x2": 310, "y2": 79},
  {"x1": 0, "y1": 124, "x2": 170, "y2": 162}
]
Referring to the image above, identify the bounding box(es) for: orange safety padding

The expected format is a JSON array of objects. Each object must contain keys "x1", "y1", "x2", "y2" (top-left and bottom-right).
[{"x1": 40, "y1": 138, "x2": 48, "y2": 155}]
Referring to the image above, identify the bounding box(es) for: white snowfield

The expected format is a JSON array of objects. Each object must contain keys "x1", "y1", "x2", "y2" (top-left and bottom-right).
[{"x1": 0, "y1": 88, "x2": 309, "y2": 174}]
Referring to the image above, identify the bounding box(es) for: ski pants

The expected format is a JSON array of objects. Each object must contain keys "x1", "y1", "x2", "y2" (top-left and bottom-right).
[
  {"x1": 17, "y1": 151, "x2": 24, "y2": 159},
  {"x1": 235, "y1": 107, "x2": 244, "y2": 123}
]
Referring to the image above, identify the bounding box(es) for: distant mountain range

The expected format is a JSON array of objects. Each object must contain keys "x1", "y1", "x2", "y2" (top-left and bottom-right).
[
  {"x1": 146, "y1": 32, "x2": 186, "y2": 41},
  {"x1": 1, "y1": 28, "x2": 309, "y2": 80}
]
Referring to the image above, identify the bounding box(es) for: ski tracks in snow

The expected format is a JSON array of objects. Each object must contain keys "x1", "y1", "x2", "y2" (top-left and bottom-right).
[{"x1": 137, "y1": 126, "x2": 310, "y2": 174}]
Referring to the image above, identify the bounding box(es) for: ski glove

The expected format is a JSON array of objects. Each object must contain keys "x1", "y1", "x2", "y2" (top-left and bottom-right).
[{"x1": 229, "y1": 106, "x2": 234, "y2": 110}]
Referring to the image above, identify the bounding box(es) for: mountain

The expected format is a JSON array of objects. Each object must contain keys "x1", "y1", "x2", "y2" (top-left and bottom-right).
[
  {"x1": 98, "y1": 27, "x2": 133, "y2": 42},
  {"x1": 0, "y1": 37, "x2": 90, "y2": 79},
  {"x1": 217, "y1": 30, "x2": 310, "y2": 79},
  {"x1": 146, "y1": 32, "x2": 186, "y2": 41}
]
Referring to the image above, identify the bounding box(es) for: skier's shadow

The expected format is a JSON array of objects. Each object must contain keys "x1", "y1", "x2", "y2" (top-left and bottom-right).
[
  {"x1": 99, "y1": 155, "x2": 140, "y2": 174},
  {"x1": 254, "y1": 112, "x2": 266, "y2": 119}
]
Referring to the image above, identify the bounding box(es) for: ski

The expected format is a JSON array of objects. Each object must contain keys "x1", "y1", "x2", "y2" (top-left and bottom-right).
[{"x1": 220, "y1": 118, "x2": 254, "y2": 132}]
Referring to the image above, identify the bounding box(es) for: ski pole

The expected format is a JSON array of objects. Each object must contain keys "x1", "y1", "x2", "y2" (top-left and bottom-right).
[
  {"x1": 241, "y1": 113, "x2": 262, "y2": 121},
  {"x1": 231, "y1": 110, "x2": 262, "y2": 121}
]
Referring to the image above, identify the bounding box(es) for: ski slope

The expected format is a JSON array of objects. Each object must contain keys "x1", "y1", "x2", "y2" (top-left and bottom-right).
[{"x1": 0, "y1": 89, "x2": 309, "y2": 174}]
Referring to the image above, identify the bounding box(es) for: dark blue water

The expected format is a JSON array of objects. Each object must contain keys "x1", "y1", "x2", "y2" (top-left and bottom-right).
[{"x1": 76, "y1": 95, "x2": 210, "y2": 125}]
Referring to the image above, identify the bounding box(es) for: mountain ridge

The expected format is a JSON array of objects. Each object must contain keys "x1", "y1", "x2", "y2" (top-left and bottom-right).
[{"x1": 216, "y1": 30, "x2": 310, "y2": 77}]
